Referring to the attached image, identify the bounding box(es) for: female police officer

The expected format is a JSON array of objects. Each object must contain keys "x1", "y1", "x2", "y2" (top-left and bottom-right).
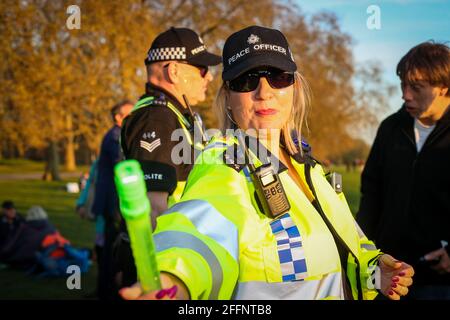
[{"x1": 120, "y1": 26, "x2": 414, "y2": 300}]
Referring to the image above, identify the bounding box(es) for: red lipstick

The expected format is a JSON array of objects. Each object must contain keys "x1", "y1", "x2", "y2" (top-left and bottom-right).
[{"x1": 256, "y1": 109, "x2": 277, "y2": 116}]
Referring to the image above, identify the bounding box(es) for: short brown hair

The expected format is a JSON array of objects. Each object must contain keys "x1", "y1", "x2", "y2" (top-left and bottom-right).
[
  {"x1": 397, "y1": 41, "x2": 450, "y2": 96},
  {"x1": 111, "y1": 100, "x2": 133, "y2": 122}
]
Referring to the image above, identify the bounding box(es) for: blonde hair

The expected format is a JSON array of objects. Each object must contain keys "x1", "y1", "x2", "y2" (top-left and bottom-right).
[{"x1": 214, "y1": 72, "x2": 311, "y2": 155}]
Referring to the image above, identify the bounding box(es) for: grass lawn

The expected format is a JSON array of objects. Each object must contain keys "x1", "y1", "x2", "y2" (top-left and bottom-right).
[
  {"x1": 0, "y1": 165, "x2": 362, "y2": 300},
  {"x1": 0, "y1": 158, "x2": 90, "y2": 175},
  {"x1": 337, "y1": 167, "x2": 363, "y2": 215},
  {"x1": 0, "y1": 159, "x2": 45, "y2": 174}
]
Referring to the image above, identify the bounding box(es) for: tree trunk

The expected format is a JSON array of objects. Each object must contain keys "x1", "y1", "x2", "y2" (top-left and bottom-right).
[
  {"x1": 16, "y1": 141, "x2": 25, "y2": 158},
  {"x1": 50, "y1": 141, "x2": 61, "y2": 181},
  {"x1": 43, "y1": 140, "x2": 61, "y2": 181},
  {"x1": 64, "y1": 114, "x2": 77, "y2": 171},
  {"x1": 65, "y1": 139, "x2": 76, "y2": 171}
]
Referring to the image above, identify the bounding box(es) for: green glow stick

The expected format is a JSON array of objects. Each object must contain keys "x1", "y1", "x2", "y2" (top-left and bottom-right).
[{"x1": 114, "y1": 160, "x2": 161, "y2": 293}]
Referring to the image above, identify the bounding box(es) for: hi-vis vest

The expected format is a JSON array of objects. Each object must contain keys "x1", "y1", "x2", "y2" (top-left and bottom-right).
[
  {"x1": 153, "y1": 136, "x2": 381, "y2": 300},
  {"x1": 132, "y1": 95, "x2": 205, "y2": 206}
]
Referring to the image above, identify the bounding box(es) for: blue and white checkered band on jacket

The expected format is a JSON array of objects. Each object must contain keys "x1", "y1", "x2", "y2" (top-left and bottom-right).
[
  {"x1": 147, "y1": 47, "x2": 187, "y2": 62},
  {"x1": 270, "y1": 213, "x2": 308, "y2": 281}
]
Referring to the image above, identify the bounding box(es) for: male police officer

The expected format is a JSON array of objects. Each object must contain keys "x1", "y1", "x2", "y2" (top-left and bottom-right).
[
  {"x1": 121, "y1": 27, "x2": 220, "y2": 224},
  {"x1": 117, "y1": 27, "x2": 220, "y2": 287}
]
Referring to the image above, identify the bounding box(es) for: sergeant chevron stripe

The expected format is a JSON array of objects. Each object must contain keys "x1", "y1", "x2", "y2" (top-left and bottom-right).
[{"x1": 140, "y1": 139, "x2": 161, "y2": 153}]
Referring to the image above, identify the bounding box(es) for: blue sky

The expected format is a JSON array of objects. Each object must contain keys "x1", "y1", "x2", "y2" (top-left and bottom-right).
[{"x1": 297, "y1": 0, "x2": 450, "y2": 119}]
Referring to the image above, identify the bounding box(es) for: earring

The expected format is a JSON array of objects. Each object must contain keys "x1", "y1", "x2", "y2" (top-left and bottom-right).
[{"x1": 226, "y1": 108, "x2": 237, "y2": 125}]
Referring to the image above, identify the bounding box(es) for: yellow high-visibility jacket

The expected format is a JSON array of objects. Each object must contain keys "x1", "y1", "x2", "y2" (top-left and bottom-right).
[{"x1": 153, "y1": 137, "x2": 381, "y2": 299}]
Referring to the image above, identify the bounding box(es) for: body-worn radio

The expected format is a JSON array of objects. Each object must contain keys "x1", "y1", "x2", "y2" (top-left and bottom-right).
[{"x1": 237, "y1": 132, "x2": 290, "y2": 218}]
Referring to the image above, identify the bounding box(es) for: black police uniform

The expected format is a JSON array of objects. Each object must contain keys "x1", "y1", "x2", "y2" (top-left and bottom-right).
[
  {"x1": 117, "y1": 83, "x2": 197, "y2": 287},
  {"x1": 114, "y1": 26, "x2": 220, "y2": 289},
  {"x1": 121, "y1": 84, "x2": 194, "y2": 196}
]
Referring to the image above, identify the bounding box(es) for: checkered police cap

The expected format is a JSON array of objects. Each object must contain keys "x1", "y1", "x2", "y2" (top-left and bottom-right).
[{"x1": 145, "y1": 27, "x2": 221, "y2": 67}]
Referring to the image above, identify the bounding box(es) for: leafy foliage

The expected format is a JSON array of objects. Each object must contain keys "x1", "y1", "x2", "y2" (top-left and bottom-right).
[{"x1": 0, "y1": 0, "x2": 395, "y2": 176}]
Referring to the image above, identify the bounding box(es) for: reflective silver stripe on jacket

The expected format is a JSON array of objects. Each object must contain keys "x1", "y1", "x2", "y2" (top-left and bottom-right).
[
  {"x1": 354, "y1": 221, "x2": 368, "y2": 239},
  {"x1": 361, "y1": 243, "x2": 377, "y2": 251},
  {"x1": 203, "y1": 141, "x2": 229, "y2": 152},
  {"x1": 163, "y1": 199, "x2": 239, "y2": 261},
  {"x1": 355, "y1": 221, "x2": 378, "y2": 251},
  {"x1": 233, "y1": 271, "x2": 344, "y2": 300},
  {"x1": 154, "y1": 231, "x2": 222, "y2": 299}
]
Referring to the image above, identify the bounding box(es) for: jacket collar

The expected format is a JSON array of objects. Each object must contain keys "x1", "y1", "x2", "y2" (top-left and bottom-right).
[
  {"x1": 225, "y1": 130, "x2": 315, "y2": 174},
  {"x1": 426, "y1": 104, "x2": 450, "y2": 146},
  {"x1": 280, "y1": 133, "x2": 315, "y2": 166},
  {"x1": 230, "y1": 134, "x2": 288, "y2": 174},
  {"x1": 144, "y1": 83, "x2": 189, "y2": 116},
  {"x1": 398, "y1": 105, "x2": 415, "y2": 145},
  {"x1": 398, "y1": 103, "x2": 450, "y2": 147},
  {"x1": 243, "y1": 134, "x2": 316, "y2": 173}
]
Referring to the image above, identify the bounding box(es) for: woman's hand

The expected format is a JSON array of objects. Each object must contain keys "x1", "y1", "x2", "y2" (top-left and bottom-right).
[
  {"x1": 379, "y1": 254, "x2": 414, "y2": 300},
  {"x1": 119, "y1": 272, "x2": 190, "y2": 300}
]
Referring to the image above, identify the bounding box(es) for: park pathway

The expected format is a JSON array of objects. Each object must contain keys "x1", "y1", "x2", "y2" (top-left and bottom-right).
[{"x1": 0, "y1": 172, "x2": 81, "y2": 180}]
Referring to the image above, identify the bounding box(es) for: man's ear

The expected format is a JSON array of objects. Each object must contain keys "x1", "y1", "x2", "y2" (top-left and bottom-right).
[
  {"x1": 114, "y1": 113, "x2": 121, "y2": 125},
  {"x1": 440, "y1": 87, "x2": 449, "y2": 97},
  {"x1": 166, "y1": 62, "x2": 179, "y2": 84}
]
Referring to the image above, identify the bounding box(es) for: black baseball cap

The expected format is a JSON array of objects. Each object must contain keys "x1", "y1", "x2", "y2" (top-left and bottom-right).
[
  {"x1": 145, "y1": 27, "x2": 221, "y2": 67},
  {"x1": 222, "y1": 25, "x2": 297, "y2": 81}
]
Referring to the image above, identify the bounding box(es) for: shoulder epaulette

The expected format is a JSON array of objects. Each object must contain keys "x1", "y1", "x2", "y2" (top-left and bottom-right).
[
  {"x1": 301, "y1": 140, "x2": 317, "y2": 167},
  {"x1": 223, "y1": 143, "x2": 246, "y2": 173},
  {"x1": 291, "y1": 138, "x2": 317, "y2": 167},
  {"x1": 133, "y1": 94, "x2": 167, "y2": 112}
]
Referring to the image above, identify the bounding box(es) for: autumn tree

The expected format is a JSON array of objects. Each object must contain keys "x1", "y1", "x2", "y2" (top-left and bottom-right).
[
  {"x1": 0, "y1": 0, "x2": 395, "y2": 177},
  {"x1": 279, "y1": 5, "x2": 394, "y2": 161},
  {"x1": 0, "y1": 0, "x2": 155, "y2": 179}
]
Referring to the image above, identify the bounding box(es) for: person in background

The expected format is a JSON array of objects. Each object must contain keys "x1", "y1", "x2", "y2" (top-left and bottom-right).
[
  {"x1": 0, "y1": 201, "x2": 24, "y2": 250},
  {"x1": 1, "y1": 205, "x2": 55, "y2": 269},
  {"x1": 357, "y1": 42, "x2": 450, "y2": 300},
  {"x1": 91, "y1": 100, "x2": 133, "y2": 300},
  {"x1": 76, "y1": 160, "x2": 98, "y2": 221},
  {"x1": 75, "y1": 159, "x2": 103, "y2": 297}
]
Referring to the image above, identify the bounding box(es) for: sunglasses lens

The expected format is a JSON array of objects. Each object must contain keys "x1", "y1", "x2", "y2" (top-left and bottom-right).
[
  {"x1": 229, "y1": 69, "x2": 294, "y2": 92},
  {"x1": 229, "y1": 73, "x2": 260, "y2": 92},
  {"x1": 268, "y1": 71, "x2": 295, "y2": 89},
  {"x1": 199, "y1": 66, "x2": 208, "y2": 77}
]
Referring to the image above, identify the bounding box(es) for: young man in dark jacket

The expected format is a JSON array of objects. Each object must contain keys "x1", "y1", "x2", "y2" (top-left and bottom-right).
[{"x1": 357, "y1": 42, "x2": 450, "y2": 299}]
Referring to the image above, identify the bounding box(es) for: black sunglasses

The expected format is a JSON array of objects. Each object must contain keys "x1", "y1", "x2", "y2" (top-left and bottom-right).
[
  {"x1": 193, "y1": 64, "x2": 209, "y2": 78},
  {"x1": 164, "y1": 62, "x2": 208, "y2": 78},
  {"x1": 227, "y1": 68, "x2": 295, "y2": 93}
]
